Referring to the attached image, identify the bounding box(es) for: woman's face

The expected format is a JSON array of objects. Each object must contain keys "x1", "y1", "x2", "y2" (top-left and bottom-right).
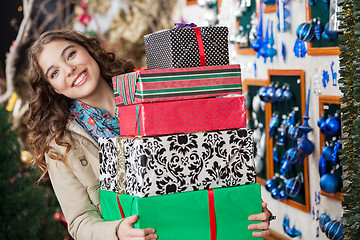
[{"x1": 38, "y1": 40, "x2": 103, "y2": 101}]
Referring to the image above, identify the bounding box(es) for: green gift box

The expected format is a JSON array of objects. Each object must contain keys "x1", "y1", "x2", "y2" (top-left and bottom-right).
[{"x1": 100, "y1": 183, "x2": 263, "y2": 240}]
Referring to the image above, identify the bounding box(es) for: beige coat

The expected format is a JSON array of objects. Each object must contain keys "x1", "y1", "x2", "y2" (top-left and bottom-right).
[{"x1": 46, "y1": 121, "x2": 122, "y2": 240}]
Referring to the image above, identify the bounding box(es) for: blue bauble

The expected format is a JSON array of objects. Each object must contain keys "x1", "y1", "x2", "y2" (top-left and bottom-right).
[
  {"x1": 322, "y1": 31, "x2": 332, "y2": 41},
  {"x1": 319, "y1": 214, "x2": 331, "y2": 232},
  {"x1": 280, "y1": 159, "x2": 291, "y2": 175},
  {"x1": 276, "y1": 8, "x2": 291, "y2": 19},
  {"x1": 322, "y1": 145, "x2": 333, "y2": 161},
  {"x1": 285, "y1": 147, "x2": 302, "y2": 164},
  {"x1": 318, "y1": 155, "x2": 330, "y2": 177},
  {"x1": 317, "y1": 116, "x2": 326, "y2": 128},
  {"x1": 320, "y1": 173, "x2": 340, "y2": 194},
  {"x1": 283, "y1": 89, "x2": 293, "y2": 101},
  {"x1": 288, "y1": 124, "x2": 301, "y2": 141},
  {"x1": 296, "y1": 22, "x2": 315, "y2": 42},
  {"x1": 266, "y1": 86, "x2": 277, "y2": 103},
  {"x1": 324, "y1": 220, "x2": 344, "y2": 240},
  {"x1": 296, "y1": 136, "x2": 314, "y2": 157},
  {"x1": 258, "y1": 86, "x2": 269, "y2": 102},
  {"x1": 285, "y1": 178, "x2": 301, "y2": 198},
  {"x1": 277, "y1": 21, "x2": 291, "y2": 32},
  {"x1": 324, "y1": 22, "x2": 339, "y2": 39},
  {"x1": 251, "y1": 38, "x2": 263, "y2": 52},
  {"x1": 324, "y1": 116, "x2": 341, "y2": 136},
  {"x1": 271, "y1": 187, "x2": 281, "y2": 200},
  {"x1": 262, "y1": 0, "x2": 275, "y2": 4},
  {"x1": 280, "y1": 189, "x2": 288, "y2": 200},
  {"x1": 265, "y1": 178, "x2": 278, "y2": 192},
  {"x1": 275, "y1": 88, "x2": 285, "y2": 102}
]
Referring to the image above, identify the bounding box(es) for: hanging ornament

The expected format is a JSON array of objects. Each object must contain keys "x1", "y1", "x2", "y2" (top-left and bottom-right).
[
  {"x1": 318, "y1": 155, "x2": 330, "y2": 177},
  {"x1": 324, "y1": 22, "x2": 339, "y2": 39},
  {"x1": 271, "y1": 187, "x2": 281, "y2": 200},
  {"x1": 296, "y1": 22, "x2": 315, "y2": 42},
  {"x1": 275, "y1": 86, "x2": 285, "y2": 102},
  {"x1": 259, "y1": 19, "x2": 270, "y2": 63},
  {"x1": 277, "y1": 0, "x2": 291, "y2": 32},
  {"x1": 293, "y1": 39, "x2": 307, "y2": 58},
  {"x1": 323, "y1": 0, "x2": 330, "y2": 10},
  {"x1": 324, "y1": 220, "x2": 344, "y2": 240},
  {"x1": 273, "y1": 147, "x2": 280, "y2": 165},
  {"x1": 266, "y1": 83, "x2": 278, "y2": 103},
  {"x1": 319, "y1": 214, "x2": 331, "y2": 232},
  {"x1": 321, "y1": 144, "x2": 334, "y2": 161},
  {"x1": 314, "y1": 18, "x2": 323, "y2": 40},
  {"x1": 280, "y1": 159, "x2": 291, "y2": 176},
  {"x1": 258, "y1": 86, "x2": 268, "y2": 102},
  {"x1": 283, "y1": 85, "x2": 293, "y2": 101},
  {"x1": 269, "y1": 113, "x2": 280, "y2": 137},
  {"x1": 265, "y1": 178, "x2": 278, "y2": 192},
  {"x1": 308, "y1": 0, "x2": 317, "y2": 6},
  {"x1": 281, "y1": 42, "x2": 286, "y2": 62},
  {"x1": 251, "y1": 3, "x2": 264, "y2": 57},
  {"x1": 283, "y1": 217, "x2": 302, "y2": 238},
  {"x1": 323, "y1": 115, "x2": 341, "y2": 136},
  {"x1": 285, "y1": 147, "x2": 303, "y2": 164},
  {"x1": 267, "y1": 21, "x2": 277, "y2": 62},
  {"x1": 331, "y1": 141, "x2": 340, "y2": 164},
  {"x1": 279, "y1": 189, "x2": 288, "y2": 200},
  {"x1": 296, "y1": 89, "x2": 314, "y2": 158},
  {"x1": 276, "y1": 119, "x2": 287, "y2": 146},
  {"x1": 320, "y1": 173, "x2": 340, "y2": 194},
  {"x1": 317, "y1": 115, "x2": 327, "y2": 134},
  {"x1": 284, "y1": 175, "x2": 302, "y2": 198}
]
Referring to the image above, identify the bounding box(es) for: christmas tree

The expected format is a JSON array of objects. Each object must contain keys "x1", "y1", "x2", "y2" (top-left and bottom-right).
[{"x1": 0, "y1": 106, "x2": 70, "y2": 239}]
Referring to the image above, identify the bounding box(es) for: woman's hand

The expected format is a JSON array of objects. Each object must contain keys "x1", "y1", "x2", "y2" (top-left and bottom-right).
[
  {"x1": 247, "y1": 202, "x2": 273, "y2": 238},
  {"x1": 117, "y1": 215, "x2": 157, "y2": 240}
]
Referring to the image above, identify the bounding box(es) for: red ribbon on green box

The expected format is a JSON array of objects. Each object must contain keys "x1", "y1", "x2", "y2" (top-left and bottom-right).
[{"x1": 101, "y1": 184, "x2": 263, "y2": 240}]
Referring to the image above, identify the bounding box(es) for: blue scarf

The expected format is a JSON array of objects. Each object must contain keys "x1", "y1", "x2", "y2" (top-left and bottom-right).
[{"x1": 69, "y1": 100, "x2": 120, "y2": 142}]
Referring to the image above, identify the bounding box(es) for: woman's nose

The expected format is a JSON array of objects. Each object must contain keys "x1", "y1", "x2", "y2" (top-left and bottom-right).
[{"x1": 65, "y1": 64, "x2": 76, "y2": 77}]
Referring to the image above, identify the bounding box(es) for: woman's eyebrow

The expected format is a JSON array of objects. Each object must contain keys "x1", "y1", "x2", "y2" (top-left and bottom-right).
[{"x1": 45, "y1": 45, "x2": 75, "y2": 78}]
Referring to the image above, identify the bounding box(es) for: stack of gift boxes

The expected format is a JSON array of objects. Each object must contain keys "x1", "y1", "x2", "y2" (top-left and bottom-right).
[{"x1": 98, "y1": 25, "x2": 263, "y2": 240}]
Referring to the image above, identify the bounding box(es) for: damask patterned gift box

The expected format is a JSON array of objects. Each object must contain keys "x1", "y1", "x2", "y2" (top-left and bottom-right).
[
  {"x1": 98, "y1": 128, "x2": 255, "y2": 197},
  {"x1": 144, "y1": 26, "x2": 229, "y2": 69},
  {"x1": 100, "y1": 183, "x2": 263, "y2": 240},
  {"x1": 113, "y1": 64, "x2": 242, "y2": 106},
  {"x1": 117, "y1": 96, "x2": 246, "y2": 137}
]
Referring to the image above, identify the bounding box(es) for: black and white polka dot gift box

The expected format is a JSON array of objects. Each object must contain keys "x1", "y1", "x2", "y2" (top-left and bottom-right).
[{"x1": 144, "y1": 26, "x2": 229, "y2": 70}]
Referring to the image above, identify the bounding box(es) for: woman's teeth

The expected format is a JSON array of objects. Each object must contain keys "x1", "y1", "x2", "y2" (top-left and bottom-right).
[{"x1": 73, "y1": 71, "x2": 87, "y2": 87}]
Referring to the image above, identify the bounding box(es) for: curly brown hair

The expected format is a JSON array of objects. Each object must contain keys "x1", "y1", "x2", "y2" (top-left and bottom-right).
[{"x1": 25, "y1": 30, "x2": 135, "y2": 178}]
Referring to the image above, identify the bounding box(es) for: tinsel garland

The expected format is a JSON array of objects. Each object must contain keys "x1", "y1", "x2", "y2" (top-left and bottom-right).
[{"x1": 338, "y1": 0, "x2": 360, "y2": 238}]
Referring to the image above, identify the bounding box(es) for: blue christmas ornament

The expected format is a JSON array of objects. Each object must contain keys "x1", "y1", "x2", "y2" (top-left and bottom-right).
[
  {"x1": 319, "y1": 214, "x2": 331, "y2": 232},
  {"x1": 285, "y1": 177, "x2": 301, "y2": 197},
  {"x1": 273, "y1": 147, "x2": 280, "y2": 165},
  {"x1": 322, "y1": 31, "x2": 332, "y2": 41},
  {"x1": 331, "y1": 142, "x2": 340, "y2": 164},
  {"x1": 267, "y1": 21, "x2": 277, "y2": 63},
  {"x1": 318, "y1": 155, "x2": 330, "y2": 177},
  {"x1": 288, "y1": 124, "x2": 302, "y2": 144},
  {"x1": 285, "y1": 147, "x2": 302, "y2": 164},
  {"x1": 275, "y1": 87, "x2": 285, "y2": 102},
  {"x1": 280, "y1": 159, "x2": 291, "y2": 176},
  {"x1": 314, "y1": 18, "x2": 323, "y2": 40},
  {"x1": 296, "y1": 22, "x2": 315, "y2": 42},
  {"x1": 262, "y1": 0, "x2": 275, "y2": 4},
  {"x1": 323, "y1": 0, "x2": 330, "y2": 9},
  {"x1": 265, "y1": 178, "x2": 278, "y2": 192},
  {"x1": 317, "y1": 115, "x2": 326, "y2": 128},
  {"x1": 283, "y1": 217, "x2": 302, "y2": 238},
  {"x1": 277, "y1": 8, "x2": 290, "y2": 19},
  {"x1": 269, "y1": 113, "x2": 280, "y2": 137},
  {"x1": 281, "y1": 41, "x2": 286, "y2": 62},
  {"x1": 251, "y1": 3, "x2": 264, "y2": 57},
  {"x1": 283, "y1": 87, "x2": 292, "y2": 101},
  {"x1": 324, "y1": 220, "x2": 344, "y2": 240},
  {"x1": 259, "y1": 19, "x2": 270, "y2": 63},
  {"x1": 271, "y1": 187, "x2": 281, "y2": 200},
  {"x1": 277, "y1": 21, "x2": 291, "y2": 32},
  {"x1": 297, "y1": 89, "x2": 314, "y2": 157},
  {"x1": 266, "y1": 85, "x2": 277, "y2": 103},
  {"x1": 258, "y1": 86, "x2": 268, "y2": 102},
  {"x1": 293, "y1": 38, "x2": 307, "y2": 58},
  {"x1": 308, "y1": 0, "x2": 317, "y2": 6},
  {"x1": 322, "y1": 145, "x2": 333, "y2": 161},
  {"x1": 320, "y1": 173, "x2": 340, "y2": 194},
  {"x1": 280, "y1": 189, "x2": 288, "y2": 200},
  {"x1": 325, "y1": 22, "x2": 339, "y2": 39},
  {"x1": 324, "y1": 116, "x2": 341, "y2": 136}
]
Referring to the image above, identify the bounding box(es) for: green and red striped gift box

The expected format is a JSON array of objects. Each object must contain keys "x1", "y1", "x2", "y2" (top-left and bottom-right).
[{"x1": 112, "y1": 64, "x2": 242, "y2": 106}]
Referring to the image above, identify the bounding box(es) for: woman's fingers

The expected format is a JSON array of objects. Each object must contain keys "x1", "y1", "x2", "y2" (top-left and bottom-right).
[
  {"x1": 117, "y1": 215, "x2": 157, "y2": 239},
  {"x1": 252, "y1": 229, "x2": 271, "y2": 237},
  {"x1": 248, "y1": 211, "x2": 269, "y2": 221},
  {"x1": 248, "y1": 221, "x2": 270, "y2": 230}
]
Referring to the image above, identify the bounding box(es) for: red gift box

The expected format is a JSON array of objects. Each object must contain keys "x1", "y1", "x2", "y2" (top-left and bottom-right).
[{"x1": 118, "y1": 96, "x2": 246, "y2": 137}]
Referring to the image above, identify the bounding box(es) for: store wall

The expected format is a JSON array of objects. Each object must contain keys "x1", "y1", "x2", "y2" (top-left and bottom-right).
[{"x1": 179, "y1": 0, "x2": 343, "y2": 239}]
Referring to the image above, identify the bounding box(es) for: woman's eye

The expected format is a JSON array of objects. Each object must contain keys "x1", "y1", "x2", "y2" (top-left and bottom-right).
[
  {"x1": 51, "y1": 70, "x2": 59, "y2": 79},
  {"x1": 67, "y1": 51, "x2": 76, "y2": 60}
]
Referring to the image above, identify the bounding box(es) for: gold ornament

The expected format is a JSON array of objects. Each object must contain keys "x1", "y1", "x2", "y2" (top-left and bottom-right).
[{"x1": 20, "y1": 150, "x2": 33, "y2": 165}]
